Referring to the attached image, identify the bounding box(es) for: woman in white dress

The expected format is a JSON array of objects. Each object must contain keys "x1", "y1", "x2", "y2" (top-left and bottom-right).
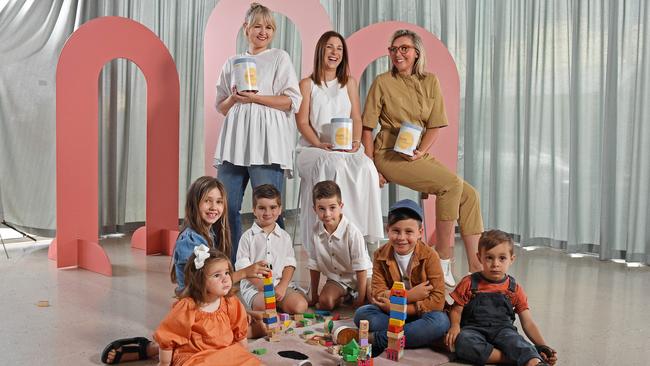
[
  {"x1": 214, "y1": 3, "x2": 302, "y2": 261},
  {"x1": 295, "y1": 31, "x2": 383, "y2": 256}
]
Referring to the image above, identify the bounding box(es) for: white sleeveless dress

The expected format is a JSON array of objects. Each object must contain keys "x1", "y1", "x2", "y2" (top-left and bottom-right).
[{"x1": 296, "y1": 79, "x2": 384, "y2": 256}]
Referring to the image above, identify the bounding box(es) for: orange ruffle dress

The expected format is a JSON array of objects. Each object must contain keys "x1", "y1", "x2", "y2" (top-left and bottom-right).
[{"x1": 153, "y1": 296, "x2": 261, "y2": 366}]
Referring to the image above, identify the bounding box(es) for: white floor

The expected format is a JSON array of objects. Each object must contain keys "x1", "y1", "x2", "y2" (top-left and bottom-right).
[{"x1": 1, "y1": 228, "x2": 649, "y2": 365}]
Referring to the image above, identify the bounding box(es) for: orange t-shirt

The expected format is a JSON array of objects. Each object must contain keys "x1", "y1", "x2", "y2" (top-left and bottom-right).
[
  {"x1": 153, "y1": 296, "x2": 260, "y2": 366},
  {"x1": 450, "y1": 274, "x2": 529, "y2": 314}
]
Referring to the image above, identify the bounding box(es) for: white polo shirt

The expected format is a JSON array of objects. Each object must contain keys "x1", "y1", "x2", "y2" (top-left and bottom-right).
[
  {"x1": 235, "y1": 222, "x2": 297, "y2": 291},
  {"x1": 307, "y1": 215, "x2": 373, "y2": 290}
]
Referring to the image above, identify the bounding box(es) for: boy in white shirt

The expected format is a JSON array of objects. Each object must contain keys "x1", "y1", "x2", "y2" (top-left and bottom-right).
[
  {"x1": 308, "y1": 180, "x2": 373, "y2": 310},
  {"x1": 235, "y1": 184, "x2": 308, "y2": 315}
]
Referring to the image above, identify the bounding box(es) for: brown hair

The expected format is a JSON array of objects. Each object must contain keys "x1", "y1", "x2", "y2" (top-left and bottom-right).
[
  {"x1": 179, "y1": 249, "x2": 234, "y2": 304},
  {"x1": 252, "y1": 184, "x2": 282, "y2": 207},
  {"x1": 170, "y1": 176, "x2": 231, "y2": 283},
  {"x1": 389, "y1": 29, "x2": 427, "y2": 79},
  {"x1": 312, "y1": 180, "x2": 342, "y2": 205},
  {"x1": 310, "y1": 31, "x2": 350, "y2": 87},
  {"x1": 478, "y1": 230, "x2": 515, "y2": 255}
]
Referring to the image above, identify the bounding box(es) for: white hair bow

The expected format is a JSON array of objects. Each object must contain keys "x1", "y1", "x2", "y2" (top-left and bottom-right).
[{"x1": 193, "y1": 244, "x2": 210, "y2": 269}]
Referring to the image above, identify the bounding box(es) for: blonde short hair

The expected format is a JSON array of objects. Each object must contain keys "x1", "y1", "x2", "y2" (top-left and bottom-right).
[
  {"x1": 244, "y1": 2, "x2": 276, "y2": 32},
  {"x1": 390, "y1": 29, "x2": 427, "y2": 79}
]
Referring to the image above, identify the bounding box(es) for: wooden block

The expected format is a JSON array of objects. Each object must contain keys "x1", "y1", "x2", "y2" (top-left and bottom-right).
[
  {"x1": 359, "y1": 320, "x2": 369, "y2": 331},
  {"x1": 389, "y1": 295, "x2": 407, "y2": 305},
  {"x1": 389, "y1": 303, "x2": 407, "y2": 312},
  {"x1": 387, "y1": 330, "x2": 404, "y2": 339},
  {"x1": 388, "y1": 324, "x2": 403, "y2": 333},
  {"x1": 388, "y1": 318, "x2": 405, "y2": 327},
  {"x1": 391, "y1": 281, "x2": 405, "y2": 290},
  {"x1": 264, "y1": 296, "x2": 276, "y2": 304},
  {"x1": 390, "y1": 288, "x2": 406, "y2": 297},
  {"x1": 389, "y1": 310, "x2": 407, "y2": 321}
]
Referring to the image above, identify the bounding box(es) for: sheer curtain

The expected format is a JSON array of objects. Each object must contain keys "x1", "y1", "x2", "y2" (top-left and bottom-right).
[{"x1": 1, "y1": 0, "x2": 647, "y2": 263}]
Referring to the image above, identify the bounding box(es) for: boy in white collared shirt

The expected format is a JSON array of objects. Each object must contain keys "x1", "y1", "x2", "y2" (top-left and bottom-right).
[
  {"x1": 235, "y1": 184, "x2": 308, "y2": 315},
  {"x1": 308, "y1": 180, "x2": 373, "y2": 310}
]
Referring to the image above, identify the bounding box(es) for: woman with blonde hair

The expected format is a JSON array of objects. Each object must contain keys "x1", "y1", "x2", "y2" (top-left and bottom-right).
[
  {"x1": 361, "y1": 29, "x2": 484, "y2": 286},
  {"x1": 214, "y1": 3, "x2": 302, "y2": 260}
]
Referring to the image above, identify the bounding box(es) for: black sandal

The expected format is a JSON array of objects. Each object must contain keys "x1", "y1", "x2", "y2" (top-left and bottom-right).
[{"x1": 100, "y1": 337, "x2": 150, "y2": 364}]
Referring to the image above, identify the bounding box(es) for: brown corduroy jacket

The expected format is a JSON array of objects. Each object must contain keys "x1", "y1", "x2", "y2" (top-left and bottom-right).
[{"x1": 371, "y1": 240, "x2": 445, "y2": 316}]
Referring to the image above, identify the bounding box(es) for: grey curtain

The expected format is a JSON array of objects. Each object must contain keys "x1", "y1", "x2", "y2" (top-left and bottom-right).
[
  {"x1": 0, "y1": 0, "x2": 217, "y2": 235},
  {"x1": 0, "y1": 0, "x2": 648, "y2": 264}
]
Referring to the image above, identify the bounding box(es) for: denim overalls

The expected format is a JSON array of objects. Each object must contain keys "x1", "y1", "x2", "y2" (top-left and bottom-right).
[{"x1": 455, "y1": 273, "x2": 542, "y2": 366}]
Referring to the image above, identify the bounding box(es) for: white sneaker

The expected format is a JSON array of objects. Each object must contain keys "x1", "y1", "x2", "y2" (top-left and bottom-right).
[{"x1": 440, "y1": 258, "x2": 456, "y2": 287}]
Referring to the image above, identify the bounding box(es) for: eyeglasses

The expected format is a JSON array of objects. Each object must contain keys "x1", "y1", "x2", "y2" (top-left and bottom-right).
[{"x1": 388, "y1": 45, "x2": 417, "y2": 54}]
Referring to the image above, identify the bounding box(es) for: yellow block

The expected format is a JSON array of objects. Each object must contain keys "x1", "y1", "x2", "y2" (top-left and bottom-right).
[
  {"x1": 264, "y1": 296, "x2": 276, "y2": 304},
  {"x1": 389, "y1": 318, "x2": 405, "y2": 327},
  {"x1": 391, "y1": 281, "x2": 405, "y2": 290},
  {"x1": 263, "y1": 277, "x2": 274, "y2": 285}
]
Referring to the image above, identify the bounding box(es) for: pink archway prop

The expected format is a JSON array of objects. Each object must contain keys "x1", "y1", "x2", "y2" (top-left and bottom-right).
[
  {"x1": 347, "y1": 22, "x2": 461, "y2": 244},
  {"x1": 203, "y1": 0, "x2": 332, "y2": 176},
  {"x1": 48, "y1": 17, "x2": 180, "y2": 276}
]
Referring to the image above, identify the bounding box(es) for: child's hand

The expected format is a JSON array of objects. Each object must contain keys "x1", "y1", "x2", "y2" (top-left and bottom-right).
[
  {"x1": 371, "y1": 295, "x2": 390, "y2": 313},
  {"x1": 444, "y1": 324, "x2": 461, "y2": 350},
  {"x1": 408, "y1": 280, "x2": 433, "y2": 302},
  {"x1": 275, "y1": 283, "x2": 288, "y2": 301},
  {"x1": 245, "y1": 260, "x2": 271, "y2": 279}
]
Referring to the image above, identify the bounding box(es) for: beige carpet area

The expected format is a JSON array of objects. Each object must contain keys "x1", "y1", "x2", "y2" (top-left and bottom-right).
[{"x1": 248, "y1": 318, "x2": 452, "y2": 366}]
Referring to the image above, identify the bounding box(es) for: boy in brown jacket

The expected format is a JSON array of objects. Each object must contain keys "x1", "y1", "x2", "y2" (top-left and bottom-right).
[{"x1": 337, "y1": 199, "x2": 449, "y2": 357}]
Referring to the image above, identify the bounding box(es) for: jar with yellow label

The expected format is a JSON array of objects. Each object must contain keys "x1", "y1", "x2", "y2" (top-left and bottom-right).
[
  {"x1": 233, "y1": 57, "x2": 258, "y2": 92},
  {"x1": 330, "y1": 117, "x2": 353, "y2": 150},
  {"x1": 394, "y1": 122, "x2": 423, "y2": 156}
]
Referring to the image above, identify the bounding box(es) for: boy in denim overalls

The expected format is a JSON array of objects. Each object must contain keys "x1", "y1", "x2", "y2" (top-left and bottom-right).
[{"x1": 445, "y1": 230, "x2": 557, "y2": 366}]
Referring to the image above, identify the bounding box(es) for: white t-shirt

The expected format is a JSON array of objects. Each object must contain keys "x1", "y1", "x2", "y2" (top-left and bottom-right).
[
  {"x1": 214, "y1": 48, "x2": 302, "y2": 173},
  {"x1": 307, "y1": 215, "x2": 373, "y2": 290},
  {"x1": 394, "y1": 251, "x2": 414, "y2": 289},
  {"x1": 235, "y1": 222, "x2": 297, "y2": 291}
]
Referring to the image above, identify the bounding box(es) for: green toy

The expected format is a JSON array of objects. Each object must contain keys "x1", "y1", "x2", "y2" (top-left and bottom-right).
[
  {"x1": 252, "y1": 348, "x2": 267, "y2": 355},
  {"x1": 341, "y1": 339, "x2": 360, "y2": 362}
]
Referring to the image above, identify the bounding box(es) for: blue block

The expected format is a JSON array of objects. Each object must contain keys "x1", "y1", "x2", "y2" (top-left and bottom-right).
[
  {"x1": 263, "y1": 284, "x2": 275, "y2": 292},
  {"x1": 390, "y1": 295, "x2": 407, "y2": 305},
  {"x1": 264, "y1": 290, "x2": 275, "y2": 298},
  {"x1": 263, "y1": 316, "x2": 278, "y2": 324},
  {"x1": 314, "y1": 310, "x2": 331, "y2": 316},
  {"x1": 389, "y1": 310, "x2": 407, "y2": 320}
]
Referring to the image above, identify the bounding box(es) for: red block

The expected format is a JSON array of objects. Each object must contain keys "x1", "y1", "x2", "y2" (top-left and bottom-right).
[
  {"x1": 390, "y1": 289, "x2": 406, "y2": 297},
  {"x1": 388, "y1": 324, "x2": 403, "y2": 333}
]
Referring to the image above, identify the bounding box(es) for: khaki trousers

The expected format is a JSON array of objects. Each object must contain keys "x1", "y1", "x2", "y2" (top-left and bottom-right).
[{"x1": 374, "y1": 131, "x2": 484, "y2": 235}]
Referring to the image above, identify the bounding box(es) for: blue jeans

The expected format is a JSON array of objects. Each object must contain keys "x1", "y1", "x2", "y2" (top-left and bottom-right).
[
  {"x1": 217, "y1": 161, "x2": 285, "y2": 263},
  {"x1": 354, "y1": 304, "x2": 450, "y2": 353}
]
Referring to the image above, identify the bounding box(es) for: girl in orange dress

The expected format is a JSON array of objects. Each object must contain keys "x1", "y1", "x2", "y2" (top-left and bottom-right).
[{"x1": 154, "y1": 246, "x2": 262, "y2": 366}]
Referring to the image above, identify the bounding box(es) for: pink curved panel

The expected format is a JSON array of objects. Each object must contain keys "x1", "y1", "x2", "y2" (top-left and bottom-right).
[
  {"x1": 347, "y1": 22, "x2": 461, "y2": 244},
  {"x1": 203, "y1": 0, "x2": 332, "y2": 175},
  {"x1": 53, "y1": 16, "x2": 180, "y2": 275}
]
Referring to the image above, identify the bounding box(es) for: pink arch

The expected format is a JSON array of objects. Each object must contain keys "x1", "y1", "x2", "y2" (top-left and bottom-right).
[
  {"x1": 347, "y1": 22, "x2": 461, "y2": 243},
  {"x1": 48, "y1": 17, "x2": 180, "y2": 276},
  {"x1": 203, "y1": 0, "x2": 332, "y2": 175}
]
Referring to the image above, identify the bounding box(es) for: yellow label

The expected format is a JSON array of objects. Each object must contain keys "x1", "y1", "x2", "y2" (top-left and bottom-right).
[
  {"x1": 334, "y1": 127, "x2": 351, "y2": 146},
  {"x1": 245, "y1": 67, "x2": 257, "y2": 86},
  {"x1": 397, "y1": 131, "x2": 414, "y2": 150}
]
